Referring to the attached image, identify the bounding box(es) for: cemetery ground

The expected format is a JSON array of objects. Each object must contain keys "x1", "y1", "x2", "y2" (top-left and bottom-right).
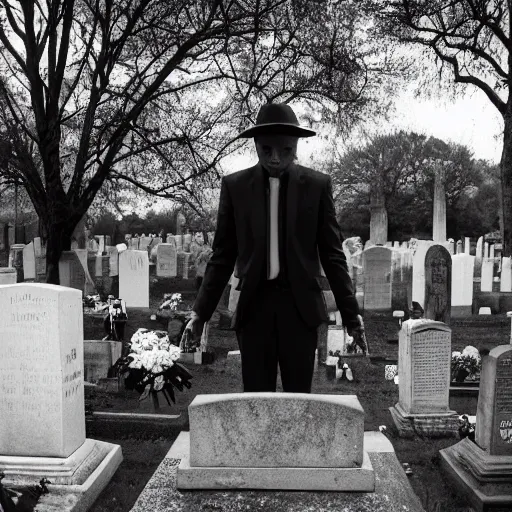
[{"x1": 81, "y1": 276, "x2": 510, "y2": 512}]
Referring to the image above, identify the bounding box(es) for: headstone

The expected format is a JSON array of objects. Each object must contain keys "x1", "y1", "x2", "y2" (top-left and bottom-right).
[
  {"x1": 96, "y1": 235, "x2": 105, "y2": 255},
  {"x1": 73, "y1": 249, "x2": 96, "y2": 295},
  {"x1": 59, "y1": 251, "x2": 86, "y2": 292},
  {"x1": 391, "y1": 249, "x2": 409, "y2": 311},
  {"x1": 118, "y1": 250, "x2": 149, "y2": 307},
  {"x1": 464, "y1": 237, "x2": 470, "y2": 255},
  {"x1": 385, "y1": 241, "x2": 392, "y2": 248},
  {"x1": 393, "y1": 241, "x2": 400, "y2": 248},
  {"x1": 412, "y1": 241, "x2": 435, "y2": 305},
  {"x1": 95, "y1": 254, "x2": 103, "y2": 277},
  {"x1": 174, "y1": 234, "x2": 183, "y2": 251},
  {"x1": 0, "y1": 268, "x2": 17, "y2": 284},
  {"x1": 501, "y1": 256, "x2": 512, "y2": 292},
  {"x1": 327, "y1": 325, "x2": 346, "y2": 354},
  {"x1": 489, "y1": 244, "x2": 495, "y2": 259},
  {"x1": 183, "y1": 233, "x2": 192, "y2": 252},
  {"x1": 456, "y1": 240, "x2": 463, "y2": 254},
  {"x1": 479, "y1": 307, "x2": 492, "y2": 315},
  {"x1": 400, "y1": 241, "x2": 408, "y2": 250},
  {"x1": 129, "y1": 237, "x2": 139, "y2": 250},
  {"x1": 107, "y1": 246, "x2": 119, "y2": 277},
  {"x1": 447, "y1": 239, "x2": 455, "y2": 255},
  {"x1": 481, "y1": 258, "x2": 494, "y2": 292},
  {"x1": 484, "y1": 241, "x2": 489, "y2": 259},
  {"x1": 22, "y1": 241, "x2": 36, "y2": 281},
  {"x1": 439, "y1": 345, "x2": 512, "y2": 511},
  {"x1": 475, "y1": 236, "x2": 483, "y2": 262},
  {"x1": 176, "y1": 393, "x2": 376, "y2": 491},
  {"x1": 8, "y1": 244, "x2": 25, "y2": 283},
  {"x1": 362, "y1": 246, "x2": 392, "y2": 311},
  {"x1": 451, "y1": 254, "x2": 475, "y2": 317},
  {"x1": 389, "y1": 319, "x2": 458, "y2": 437},
  {"x1": 0, "y1": 284, "x2": 123, "y2": 509},
  {"x1": 138, "y1": 236, "x2": 151, "y2": 252},
  {"x1": 156, "y1": 243, "x2": 178, "y2": 278},
  {"x1": 0, "y1": 284, "x2": 85, "y2": 456},
  {"x1": 424, "y1": 244, "x2": 452, "y2": 324},
  {"x1": 33, "y1": 237, "x2": 42, "y2": 258}
]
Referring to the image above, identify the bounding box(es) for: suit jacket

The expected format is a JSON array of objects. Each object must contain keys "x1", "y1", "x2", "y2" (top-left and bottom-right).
[{"x1": 193, "y1": 163, "x2": 360, "y2": 331}]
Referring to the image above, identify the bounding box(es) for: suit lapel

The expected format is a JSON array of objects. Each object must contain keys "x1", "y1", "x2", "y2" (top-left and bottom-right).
[{"x1": 286, "y1": 163, "x2": 305, "y2": 250}]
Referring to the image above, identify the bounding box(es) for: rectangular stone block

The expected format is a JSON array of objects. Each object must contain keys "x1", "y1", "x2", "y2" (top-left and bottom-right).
[
  {"x1": 189, "y1": 393, "x2": 364, "y2": 469},
  {"x1": 362, "y1": 246, "x2": 392, "y2": 311},
  {"x1": 156, "y1": 243, "x2": 177, "y2": 277},
  {"x1": 398, "y1": 319, "x2": 453, "y2": 415},
  {"x1": 118, "y1": 250, "x2": 149, "y2": 308},
  {"x1": 0, "y1": 284, "x2": 86, "y2": 457},
  {"x1": 0, "y1": 268, "x2": 17, "y2": 285}
]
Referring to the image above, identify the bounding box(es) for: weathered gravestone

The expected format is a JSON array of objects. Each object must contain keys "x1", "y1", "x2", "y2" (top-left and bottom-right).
[
  {"x1": 440, "y1": 345, "x2": 512, "y2": 511},
  {"x1": 412, "y1": 241, "x2": 435, "y2": 306},
  {"x1": 0, "y1": 268, "x2": 17, "y2": 285},
  {"x1": 156, "y1": 243, "x2": 178, "y2": 278},
  {"x1": 59, "y1": 251, "x2": 86, "y2": 292},
  {"x1": 451, "y1": 254, "x2": 475, "y2": 317},
  {"x1": 501, "y1": 256, "x2": 512, "y2": 292},
  {"x1": 362, "y1": 246, "x2": 392, "y2": 312},
  {"x1": 73, "y1": 248, "x2": 96, "y2": 295},
  {"x1": 8, "y1": 244, "x2": 25, "y2": 283},
  {"x1": 0, "y1": 284, "x2": 122, "y2": 510},
  {"x1": 183, "y1": 233, "x2": 192, "y2": 252},
  {"x1": 481, "y1": 258, "x2": 494, "y2": 292},
  {"x1": 119, "y1": 250, "x2": 149, "y2": 307},
  {"x1": 178, "y1": 393, "x2": 372, "y2": 490},
  {"x1": 107, "y1": 246, "x2": 119, "y2": 277},
  {"x1": 424, "y1": 244, "x2": 451, "y2": 324},
  {"x1": 390, "y1": 319, "x2": 459, "y2": 437},
  {"x1": 22, "y1": 241, "x2": 36, "y2": 281},
  {"x1": 391, "y1": 249, "x2": 412, "y2": 312},
  {"x1": 138, "y1": 235, "x2": 151, "y2": 252}
]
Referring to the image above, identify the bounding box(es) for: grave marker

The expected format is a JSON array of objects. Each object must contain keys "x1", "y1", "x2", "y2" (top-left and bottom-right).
[
  {"x1": 424, "y1": 244, "x2": 452, "y2": 324},
  {"x1": 362, "y1": 246, "x2": 392, "y2": 311},
  {"x1": 501, "y1": 256, "x2": 512, "y2": 292},
  {"x1": 390, "y1": 319, "x2": 458, "y2": 437},
  {"x1": 156, "y1": 243, "x2": 178, "y2": 278},
  {"x1": 451, "y1": 254, "x2": 475, "y2": 317},
  {"x1": 59, "y1": 251, "x2": 86, "y2": 292},
  {"x1": 119, "y1": 250, "x2": 149, "y2": 307},
  {"x1": 0, "y1": 268, "x2": 17, "y2": 284},
  {"x1": 481, "y1": 258, "x2": 494, "y2": 292},
  {"x1": 22, "y1": 241, "x2": 36, "y2": 281}
]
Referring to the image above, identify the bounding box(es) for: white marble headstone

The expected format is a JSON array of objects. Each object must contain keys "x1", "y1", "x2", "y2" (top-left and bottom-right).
[
  {"x1": 481, "y1": 258, "x2": 494, "y2": 292},
  {"x1": 362, "y1": 246, "x2": 392, "y2": 311},
  {"x1": 118, "y1": 250, "x2": 149, "y2": 307},
  {"x1": 412, "y1": 241, "x2": 435, "y2": 305},
  {"x1": 500, "y1": 257, "x2": 512, "y2": 292},
  {"x1": 451, "y1": 254, "x2": 475, "y2": 306},
  {"x1": 22, "y1": 241, "x2": 36, "y2": 280},
  {"x1": 0, "y1": 284, "x2": 85, "y2": 457}
]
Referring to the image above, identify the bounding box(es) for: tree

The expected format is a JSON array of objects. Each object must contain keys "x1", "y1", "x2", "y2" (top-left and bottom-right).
[
  {"x1": 0, "y1": 0, "x2": 404, "y2": 283},
  {"x1": 330, "y1": 130, "x2": 484, "y2": 240},
  {"x1": 368, "y1": 0, "x2": 512, "y2": 254}
]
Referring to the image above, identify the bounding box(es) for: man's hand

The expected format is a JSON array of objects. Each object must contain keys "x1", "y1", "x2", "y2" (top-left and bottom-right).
[
  {"x1": 346, "y1": 315, "x2": 368, "y2": 355},
  {"x1": 184, "y1": 311, "x2": 206, "y2": 342}
]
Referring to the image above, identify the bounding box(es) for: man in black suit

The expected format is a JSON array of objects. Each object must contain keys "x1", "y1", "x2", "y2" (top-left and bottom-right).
[{"x1": 185, "y1": 103, "x2": 364, "y2": 392}]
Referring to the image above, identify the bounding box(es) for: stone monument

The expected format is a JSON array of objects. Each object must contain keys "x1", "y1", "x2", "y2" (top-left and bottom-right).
[
  {"x1": 390, "y1": 319, "x2": 459, "y2": 437},
  {"x1": 156, "y1": 243, "x2": 178, "y2": 278},
  {"x1": 424, "y1": 244, "x2": 452, "y2": 324},
  {"x1": 118, "y1": 250, "x2": 149, "y2": 307},
  {"x1": 362, "y1": 246, "x2": 392, "y2": 312},
  {"x1": 432, "y1": 164, "x2": 447, "y2": 243},
  {"x1": 440, "y1": 345, "x2": 512, "y2": 511},
  {"x1": 0, "y1": 283, "x2": 122, "y2": 510},
  {"x1": 451, "y1": 254, "x2": 475, "y2": 317}
]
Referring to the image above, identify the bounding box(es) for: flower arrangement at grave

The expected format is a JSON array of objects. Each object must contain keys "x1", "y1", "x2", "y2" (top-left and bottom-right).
[
  {"x1": 114, "y1": 328, "x2": 192, "y2": 407},
  {"x1": 159, "y1": 293, "x2": 183, "y2": 311},
  {"x1": 451, "y1": 346, "x2": 482, "y2": 382}
]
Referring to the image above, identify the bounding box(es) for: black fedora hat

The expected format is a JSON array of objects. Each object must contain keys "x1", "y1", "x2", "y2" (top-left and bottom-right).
[{"x1": 237, "y1": 103, "x2": 316, "y2": 139}]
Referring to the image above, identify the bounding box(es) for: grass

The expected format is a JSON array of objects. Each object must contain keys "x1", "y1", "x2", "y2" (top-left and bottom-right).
[{"x1": 85, "y1": 290, "x2": 511, "y2": 512}]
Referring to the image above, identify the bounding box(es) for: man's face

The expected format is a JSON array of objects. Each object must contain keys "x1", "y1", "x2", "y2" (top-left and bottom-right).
[{"x1": 255, "y1": 134, "x2": 298, "y2": 173}]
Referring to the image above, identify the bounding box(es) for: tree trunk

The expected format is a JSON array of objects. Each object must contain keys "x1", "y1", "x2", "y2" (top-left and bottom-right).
[
  {"x1": 45, "y1": 217, "x2": 73, "y2": 284},
  {"x1": 501, "y1": 110, "x2": 512, "y2": 257}
]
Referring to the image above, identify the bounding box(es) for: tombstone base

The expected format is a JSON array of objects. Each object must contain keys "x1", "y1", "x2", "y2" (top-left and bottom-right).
[
  {"x1": 0, "y1": 439, "x2": 122, "y2": 511},
  {"x1": 440, "y1": 438, "x2": 512, "y2": 512},
  {"x1": 451, "y1": 305, "x2": 473, "y2": 318},
  {"x1": 389, "y1": 404, "x2": 459, "y2": 438},
  {"x1": 175, "y1": 431, "x2": 375, "y2": 491}
]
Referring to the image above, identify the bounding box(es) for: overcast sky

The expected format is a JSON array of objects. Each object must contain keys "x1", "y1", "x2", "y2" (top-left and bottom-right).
[{"x1": 221, "y1": 84, "x2": 503, "y2": 174}]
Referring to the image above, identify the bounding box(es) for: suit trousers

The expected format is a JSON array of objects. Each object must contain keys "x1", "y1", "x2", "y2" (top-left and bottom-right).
[{"x1": 235, "y1": 281, "x2": 318, "y2": 392}]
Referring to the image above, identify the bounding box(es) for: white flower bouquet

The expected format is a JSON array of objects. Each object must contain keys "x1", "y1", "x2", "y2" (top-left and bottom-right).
[
  {"x1": 114, "y1": 328, "x2": 192, "y2": 404},
  {"x1": 451, "y1": 346, "x2": 481, "y2": 382}
]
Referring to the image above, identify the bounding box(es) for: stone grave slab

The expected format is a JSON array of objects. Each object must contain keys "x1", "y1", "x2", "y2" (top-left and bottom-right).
[
  {"x1": 412, "y1": 241, "x2": 435, "y2": 306},
  {"x1": 481, "y1": 258, "x2": 494, "y2": 292},
  {"x1": 451, "y1": 254, "x2": 475, "y2": 317},
  {"x1": 59, "y1": 251, "x2": 86, "y2": 293},
  {"x1": 424, "y1": 244, "x2": 452, "y2": 324},
  {"x1": 362, "y1": 246, "x2": 392, "y2": 311},
  {"x1": 130, "y1": 432, "x2": 425, "y2": 512},
  {"x1": 390, "y1": 319, "x2": 458, "y2": 437},
  {"x1": 156, "y1": 243, "x2": 178, "y2": 277},
  {"x1": 22, "y1": 241, "x2": 36, "y2": 280},
  {"x1": 119, "y1": 250, "x2": 149, "y2": 308},
  {"x1": 501, "y1": 256, "x2": 512, "y2": 292}
]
